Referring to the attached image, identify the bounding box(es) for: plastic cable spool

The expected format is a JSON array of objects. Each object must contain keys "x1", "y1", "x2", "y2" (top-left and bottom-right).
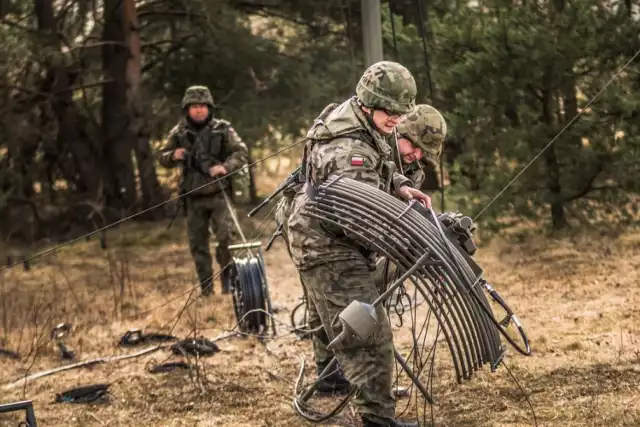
[{"x1": 229, "y1": 243, "x2": 276, "y2": 337}]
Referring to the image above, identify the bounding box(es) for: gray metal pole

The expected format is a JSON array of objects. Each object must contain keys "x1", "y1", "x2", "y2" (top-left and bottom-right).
[{"x1": 361, "y1": 0, "x2": 384, "y2": 67}]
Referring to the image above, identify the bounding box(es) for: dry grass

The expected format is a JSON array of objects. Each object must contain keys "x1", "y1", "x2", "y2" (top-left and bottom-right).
[{"x1": 1, "y1": 182, "x2": 639, "y2": 426}]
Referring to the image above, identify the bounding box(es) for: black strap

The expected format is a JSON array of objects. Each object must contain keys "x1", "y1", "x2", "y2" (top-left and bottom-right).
[
  {"x1": 55, "y1": 384, "x2": 110, "y2": 403},
  {"x1": 170, "y1": 338, "x2": 220, "y2": 356}
]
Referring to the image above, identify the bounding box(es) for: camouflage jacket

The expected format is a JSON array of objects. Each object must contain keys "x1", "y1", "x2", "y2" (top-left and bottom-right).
[
  {"x1": 274, "y1": 103, "x2": 341, "y2": 234},
  {"x1": 274, "y1": 182, "x2": 303, "y2": 231},
  {"x1": 287, "y1": 97, "x2": 413, "y2": 270},
  {"x1": 158, "y1": 117, "x2": 248, "y2": 196},
  {"x1": 403, "y1": 163, "x2": 425, "y2": 188}
]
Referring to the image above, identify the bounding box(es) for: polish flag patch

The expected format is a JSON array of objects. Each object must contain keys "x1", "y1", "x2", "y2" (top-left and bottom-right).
[{"x1": 350, "y1": 155, "x2": 365, "y2": 167}]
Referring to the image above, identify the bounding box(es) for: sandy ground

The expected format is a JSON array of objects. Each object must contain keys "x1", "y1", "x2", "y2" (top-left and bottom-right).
[{"x1": 0, "y1": 205, "x2": 639, "y2": 427}]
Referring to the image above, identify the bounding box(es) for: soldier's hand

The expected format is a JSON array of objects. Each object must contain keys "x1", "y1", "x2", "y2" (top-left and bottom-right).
[
  {"x1": 209, "y1": 165, "x2": 228, "y2": 177},
  {"x1": 396, "y1": 186, "x2": 432, "y2": 208},
  {"x1": 173, "y1": 148, "x2": 186, "y2": 161}
]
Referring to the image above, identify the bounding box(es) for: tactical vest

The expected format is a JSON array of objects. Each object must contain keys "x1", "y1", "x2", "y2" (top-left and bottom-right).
[{"x1": 174, "y1": 119, "x2": 231, "y2": 197}]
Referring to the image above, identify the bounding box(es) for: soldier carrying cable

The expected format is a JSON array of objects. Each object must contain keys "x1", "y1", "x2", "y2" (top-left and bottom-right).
[{"x1": 287, "y1": 61, "x2": 431, "y2": 427}]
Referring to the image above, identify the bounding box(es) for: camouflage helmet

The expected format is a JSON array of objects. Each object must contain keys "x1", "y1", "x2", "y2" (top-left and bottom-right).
[
  {"x1": 356, "y1": 61, "x2": 417, "y2": 115},
  {"x1": 181, "y1": 85, "x2": 214, "y2": 109},
  {"x1": 396, "y1": 104, "x2": 447, "y2": 167}
]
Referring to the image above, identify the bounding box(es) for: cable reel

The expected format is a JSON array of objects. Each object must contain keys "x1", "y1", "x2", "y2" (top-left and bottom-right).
[{"x1": 227, "y1": 242, "x2": 277, "y2": 337}]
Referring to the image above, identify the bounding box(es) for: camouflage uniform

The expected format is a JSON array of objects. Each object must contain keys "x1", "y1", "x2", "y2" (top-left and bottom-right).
[
  {"x1": 274, "y1": 103, "x2": 340, "y2": 247},
  {"x1": 274, "y1": 103, "x2": 344, "y2": 388},
  {"x1": 287, "y1": 62, "x2": 418, "y2": 426},
  {"x1": 376, "y1": 104, "x2": 448, "y2": 294},
  {"x1": 158, "y1": 86, "x2": 248, "y2": 294}
]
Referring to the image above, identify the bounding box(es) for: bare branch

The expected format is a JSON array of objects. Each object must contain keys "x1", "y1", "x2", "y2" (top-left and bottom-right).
[
  {"x1": 137, "y1": 10, "x2": 191, "y2": 18},
  {"x1": 3, "y1": 345, "x2": 166, "y2": 390},
  {"x1": 0, "y1": 19, "x2": 39, "y2": 34},
  {"x1": 141, "y1": 35, "x2": 195, "y2": 73},
  {"x1": 564, "y1": 163, "x2": 604, "y2": 202}
]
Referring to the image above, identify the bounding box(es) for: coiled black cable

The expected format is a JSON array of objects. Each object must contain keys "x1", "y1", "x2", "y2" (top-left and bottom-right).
[
  {"x1": 231, "y1": 255, "x2": 268, "y2": 334},
  {"x1": 292, "y1": 175, "x2": 531, "y2": 422},
  {"x1": 298, "y1": 176, "x2": 529, "y2": 383}
]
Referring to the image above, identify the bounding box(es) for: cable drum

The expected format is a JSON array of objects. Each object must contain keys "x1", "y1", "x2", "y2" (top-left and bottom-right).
[
  {"x1": 229, "y1": 246, "x2": 276, "y2": 336},
  {"x1": 301, "y1": 175, "x2": 531, "y2": 384}
]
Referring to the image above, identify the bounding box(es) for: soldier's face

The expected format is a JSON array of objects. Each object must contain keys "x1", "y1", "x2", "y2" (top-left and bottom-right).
[
  {"x1": 397, "y1": 137, "x2": 423, "y2": 165},
  {"x1": 364, "y1": 108, "x2": 405, "y2": 135},
  {"x1": 188, "y1": 104, "x2": 209, "y2": 122}
]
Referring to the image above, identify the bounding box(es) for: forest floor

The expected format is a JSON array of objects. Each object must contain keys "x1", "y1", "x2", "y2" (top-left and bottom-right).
[{"x1": 1, "y1": 174, "x2": 639, "y2": 427}]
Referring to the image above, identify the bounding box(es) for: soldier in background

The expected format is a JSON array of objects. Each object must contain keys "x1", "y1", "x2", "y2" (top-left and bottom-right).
[{"x1": 159, "y1": 86, "x2": 248, "y2": 296}]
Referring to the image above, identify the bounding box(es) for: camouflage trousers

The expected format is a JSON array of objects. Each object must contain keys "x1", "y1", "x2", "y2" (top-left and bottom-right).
[
  {"x1": 276, "y1": 197, "x2": 333, "y2": 364},
  {"x1": 185, "y1": 193, "x2": 233, "y2": 288},
  {"x1": 374, "y1": 256, "x2": 400, "y2": 295},
  {"x1": 298, "y1": 259, "x2": 396, "y2": 423}
]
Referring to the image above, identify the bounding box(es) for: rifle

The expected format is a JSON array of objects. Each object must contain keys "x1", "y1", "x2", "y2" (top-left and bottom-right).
[
  {"x1": 248, "y1": 165, "x2": 303, "y2": 218},
  {"x1": 166, "y1": 189, "x2": 185, "y2": 231},
  {"x1": 166, "y1": 150, "x2": 209, "y2": 230}
]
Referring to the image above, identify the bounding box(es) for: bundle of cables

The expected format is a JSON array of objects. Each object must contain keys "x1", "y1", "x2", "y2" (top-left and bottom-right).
[{"x1": 293, "y1": 175, "x2": 531, "y2": 422}]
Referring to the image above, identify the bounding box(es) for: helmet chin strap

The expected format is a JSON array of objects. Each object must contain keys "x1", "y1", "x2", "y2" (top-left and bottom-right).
[
  {"x1": 357, "y1": 99, "x2": 402, "y2": 162},
  {"x1": 357, "y1": 99, "x2": 376, "y2": 126},
  {"x1": 393, "y1": 127, "x2": 404, "y2": 176},
  {"x1": 358, "y1": 99, "x2": 393, "y2": 139}
]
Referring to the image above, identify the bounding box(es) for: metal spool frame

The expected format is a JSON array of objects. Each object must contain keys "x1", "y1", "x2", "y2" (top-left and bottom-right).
[
  {"x1": 293, "y1": 175, "x2": 531, "y2": 421},
  {"x1": 0, "y1": 400, "x2": 38, "y2": 427}
]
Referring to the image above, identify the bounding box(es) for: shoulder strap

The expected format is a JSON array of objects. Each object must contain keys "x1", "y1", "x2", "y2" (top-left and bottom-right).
[{"x1": 340, "y1": 130, "x2": 375, "y2": 149}]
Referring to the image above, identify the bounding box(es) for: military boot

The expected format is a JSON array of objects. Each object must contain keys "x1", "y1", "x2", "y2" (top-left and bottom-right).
[
  {"x1": 314, "y1": 361, "x2": 352, "y2": 397},
  {"x1": 201, "y1": 278, "x2": 214, "y2": 296},
  {"x1": 361, "y1": 415, "x2": 420, "y2": 427}
]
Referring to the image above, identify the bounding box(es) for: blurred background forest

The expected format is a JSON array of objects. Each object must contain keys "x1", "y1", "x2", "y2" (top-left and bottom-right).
[{"x1": 1, "y1": 0, "x2": 639, "y2": 243}]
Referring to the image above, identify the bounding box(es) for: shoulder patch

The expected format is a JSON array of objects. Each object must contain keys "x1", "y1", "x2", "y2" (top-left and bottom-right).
[{"x1": 350, "y1": 155, "x2": 365, "y2": 167}]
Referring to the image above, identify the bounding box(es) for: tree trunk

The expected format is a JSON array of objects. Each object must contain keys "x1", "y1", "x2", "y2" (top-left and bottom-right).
[
  {"x1": 541, "y1": 72, "x2": 567, "y2": 230},
  {"x1": 34, "y1": 0, "x2": 105, "y2": 202},
  {"x1": 544, "y1": 147, "x2": 566, "y2": 229},
  {"x1": 102, "y1": 0, "x2": 137, "y2": 213},
  {"x1": 123, "y1": 0, "x2": 163, "y2": 217},
  {"x1": 59, "y1": 105, "x2": 104, "y2": 198},
  {"x1": 248, "y1": 152, "x2": 259, "y2": 203},
  {"x1": 0, "y1": 0, "x2": 9, "y2": 17}
]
